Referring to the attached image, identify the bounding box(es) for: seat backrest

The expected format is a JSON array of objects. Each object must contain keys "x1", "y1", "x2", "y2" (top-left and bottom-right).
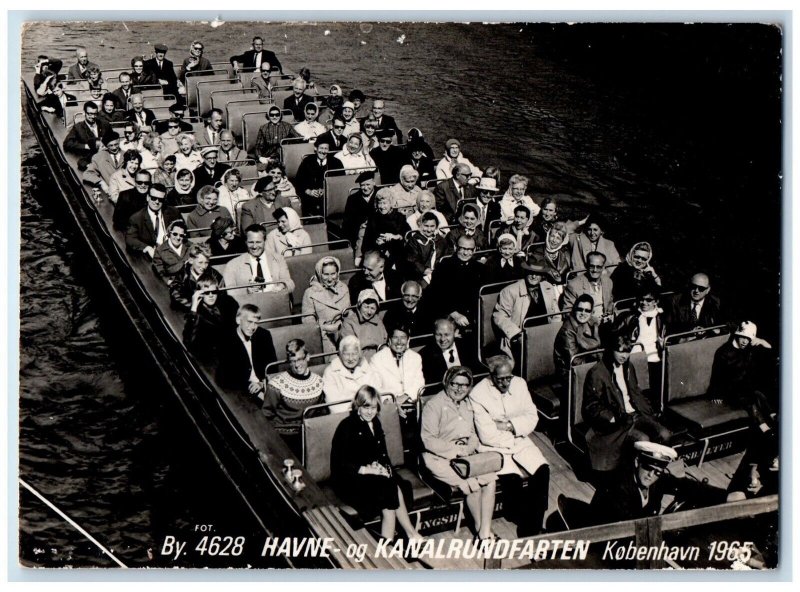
[
  {"x1": 569, "y1": 361, "x2": 596, "y2": 434},
  {"x1": 303, "y1": 222, "x2": 329, "y2": 245},
  {"x1": 150, "y1": 106, "x2": 172, "y2": 121},
  {"x1": 211, "y1": 88, "x2": 257, "y2": 115},
  {"x1": 303, "y1": 401, "x2": 403, "y2": 482},
  {"x1": 143, "y1": 95, "x2": 176, "y2": 110},
  {"x1": 271, "y1": 89, "x2": 294, "y2": 109},
  {"x1": 523, "y1": 319, "x2": 564, "y2": 382},
  {"x1": 282, "y1": 141, "x2": 315, "y2": 180},
  {"x1": 227, "y1": 99, "x2": 267, "y2": 141},
  {"x1": 185, "y1": 71, "x2": 232, "y2": 110},
  {"x1": 268, "y1": 320, "x2": 324, "y2": 358},
  {"x1": 629, "y1": 349, "x2": 650, "y2": 393},
  {"x1": 285, "y1": 246, "x2": 355, "y2": 306},
  {"x1": 664, "y1": 334, "x2": 728, "y2": 404},
  {"x1": 324, "y1": 169, "x2": 377, "y2": 219},
  {"x1": 234, "y1": 290, "x2": 292, "y2": 320},
  {"x1": 478, "y1": 281, "x2": 516, "y2": 358},
  {"x1": 197, "y1": 79, "x2": 241, "y2": 118}
]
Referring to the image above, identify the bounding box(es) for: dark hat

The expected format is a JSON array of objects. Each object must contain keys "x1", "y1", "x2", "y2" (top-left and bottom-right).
[
  {"x1": 376, "y1": 129, "x2": 394, "y2": 140},
  {"x1": 348, "y1": 89, "x2": 366, "y2": 102},
  {"x1": 267, "y1": 105, "x2": 282, "y2": 115},
  {"x1": 162, "y1": 153, "x2": 177, "y2": 164},
  {"x1": 355, "y1": 170, "x2": 375, "y2": 184},
  {"x1": 154, "y1": 43, "x2": 168, "y2": 53},
  {"x1": 168, "y1": 103, "x2": 186, "y2": 114},
  {"x1": 304, "y1": 102, "x2": 319, "y2": 113},
  {"x1": 314, "y1": 135, "x2": 332, "y2": 148},
  {"x1": 103, "y1": 130, "x2": 121, "y2": 143},
  {"x1": 634, "y1": 441, "x2": 678, "y2": 471},
  {"x1": 254, "y1": 176, "x2": 277, "y2": 194},
  {"x1": 519, "y1": 260, "x2": 546, "y2": 277},
  {"x1": 407, "y1": 138, "x2": 426, "y2": 153}
]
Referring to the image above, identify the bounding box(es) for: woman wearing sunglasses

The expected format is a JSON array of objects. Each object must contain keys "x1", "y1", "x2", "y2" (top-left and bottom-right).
[{"x1": 553, "y1": 293, "x2": 603, "y2": 383}]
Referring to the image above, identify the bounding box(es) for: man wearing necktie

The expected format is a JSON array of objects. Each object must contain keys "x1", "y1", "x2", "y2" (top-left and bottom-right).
[
  {"x1": 664, "y1": 272, "x2": 726, "y2": 335},
  {"x1": 63, "y1": 101, "x2": 110, "y2": 171},
  {"x1": 125, "y1": 93, "x2": 157, "y2": 131},
  {"x1": 125, "y1": 183, "x2": 182, "y2": 258},
  {"x1": 434, "y1": 163, "x2": 476, "y2": 223},
  {"x1": 82, "y1": 130, "x2": 123, "y2": 195},
  {"x1": 144, "y1": 43, "x2": 181, "y2": 99},
  {"x1": 420, "y1": 318, "x2": 479, "y2": 384},
  {"x1": 581, "y1": 333, "x2": 671, "y2": 486},
  {"x1": 216, "y1": 303, "x2": 278, "y2": 398}
]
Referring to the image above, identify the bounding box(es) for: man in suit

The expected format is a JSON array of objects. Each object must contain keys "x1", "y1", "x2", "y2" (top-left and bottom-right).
[
  {"x1": 420, "y1": 318, "x2": 480, "y2": 384},
  {"x1": 368, "y1": 99, "x2": 402, "y2": 143},
  {"x1": 66, "y1": 47, "x2": 100, "y2": 80},
  {"x1": 473, "y1": 177, "x2": 503, "y2": 235},
  {"x1": 434, "y1": 163, "x2": 477, "y2": 223},
  {"x1": 294, "y1": 136, "x2": 344, "y2": 217},
  {"x1": 383, "y1": 280, "x2": 428, "y2": 337},
  {"x1": 582, "y1": 334, "x2": 671, "y2": 477},
  {"x1": 401, "y1": 138, "x2": 436, "y2": 187},
  {"x1": 347, "y1": 250, "x2": 402, "y2": 305},
  {"x1": 125, "y1": 182, "x2": 182, "y2": 257},
  {"x1": 283, "y1": 78, "x2": 315, "y2": 122},
  {"x1": 82, "y1": 131, "x2": 123, "y2": 193},
  {"x1": 111, "y1": 72, "x2": 135, "y2": 110},
  {"x1": 144, "y1": 43, "x2": 181, "y2": 99},
  {"x1": 215, "y1": 303, "x2": 278, "y2": 399},
  {"x1": 369, "y1": 129, "x2": 405, "y2": 185},
  {"x1": 199, "y1": 108, "x2": 225, "y2": 147},
  {"x1": 230, "y1": 36, "x2": 283, "y2": 74},
  {"x1": 238, "y1": 181, "x2": 294, "y2": 232},
  {"x1": 562, "y1": 251, "x2": 615, "y2": 320},
  {"x1": 63, "y1": 101, "x2": 110, "y2": 171},
  {"x1": 425, "y1": 235, "x2": 485, "y2": 331},
  {"x1": 664, "y1": 272, "x2": 726, "y2": 335},
  {"x1": 114, "y1": 170, "x2": 152, "y2": 231},
  {"x1": 125, "y1": 93, "x2": 157, "y2": 130},
  {"x1": 316, "y1": 116, "x2": 348, "y2": 153},
  {"x1": 193, "y1": 146, "x2": 231, "y2": 189},
  {"x1": 222, "y1": 224, "x2": 295, "y2": 303},
  {"x1": 342, "y1": 170, "x2": 378, "y2": 248},
  {"x1": 218, "y1": 130, "x2": 247, "y2": 163}
]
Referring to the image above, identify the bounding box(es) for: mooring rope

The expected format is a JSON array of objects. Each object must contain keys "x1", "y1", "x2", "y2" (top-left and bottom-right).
[{"x1": 19, "y1": 477, "x2": 128, "y2": 568}]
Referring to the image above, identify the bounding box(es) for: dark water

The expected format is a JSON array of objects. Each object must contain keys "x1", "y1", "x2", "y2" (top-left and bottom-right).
[{"x1": 19, "y1": 21, "x2": 782, "y2": 568}]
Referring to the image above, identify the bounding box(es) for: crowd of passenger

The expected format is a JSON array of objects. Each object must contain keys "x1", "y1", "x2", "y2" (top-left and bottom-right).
[{"x1": 34, "y1": 37, "x2": 779, "y2": 544}]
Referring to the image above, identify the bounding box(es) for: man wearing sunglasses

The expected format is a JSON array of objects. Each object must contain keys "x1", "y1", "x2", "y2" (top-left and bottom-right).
[
  {"x1": 316, "y1": 116, "x2": 348, "y2": 152},
  {"x1": 125, "y1": 182, "x2": 182, "y2": 258},
  {"x1": 113, "y1": 170, "x2": 151, "y2": 231},
  {"x1": 664, "y1": 272, "x2": 726, "y2": 335},
  {"x1": 369, "y1": 129, "x2": 404, "y2": 185}
]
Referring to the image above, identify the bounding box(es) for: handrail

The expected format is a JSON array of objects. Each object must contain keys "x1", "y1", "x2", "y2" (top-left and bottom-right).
[
  {"x1": 187, "y1": 226, "x2": 211, "y2": 234},
  {"x1": 664, "y1": 323, "x2": 729, "y2": 345},
  {"x1": 215, "y1": 280, "x2": 287, "y2": 292},
  {"x1": 256, "y1": 312, "x2": 315, "y2": 326},
  {"x1": 565, "y1": 347, "x2": 605, "y2": 450},
  {"x1": 281, "y1": 239, "x2": 350, "y2": 256}
]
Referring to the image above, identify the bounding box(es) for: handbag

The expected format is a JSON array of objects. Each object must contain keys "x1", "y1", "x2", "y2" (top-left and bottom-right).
[{"x1": 450, "y1": 451, "x2": 504, "y2": 479}]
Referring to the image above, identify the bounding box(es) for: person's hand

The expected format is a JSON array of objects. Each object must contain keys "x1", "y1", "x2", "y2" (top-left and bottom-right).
[
  {"x1": 549, "y1": 270, "x2": 561, "y2": 283},
  {"x1": 143, "y1": 246, "x2": 155, "y2": 258},
  {"x1": 158, "y1": 78, "x2": 168, "y2": 85},
  {"x1": 376, "y1": 234, "x2": 386, "y2": 245},
  {"x1": 450, "y1": 312, "x2": 469, "y2": 328},
  {"x1": 191, "y1": 288, "x2": 207, "y2": 312},
  {"x1": 259, "y1": 157, "x2": 269, "y2": 164},
  {"x1": 510, "y1": 331, "x2": 523, "y2": 344},
  {"x1": 248, "y1": 380, "x2": 265, "y2": 396},
  {"x1": 354, "y1": 256, "x2": 362, "y2": 267},
  {"x1": 758, "y1": 422, "x2": 771, "y2": 433}
]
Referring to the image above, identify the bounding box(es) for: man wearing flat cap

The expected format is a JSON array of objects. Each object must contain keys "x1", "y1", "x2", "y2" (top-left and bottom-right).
[
  {"x1": 193, "y1": 146, "x2": 230, "y2": 189},
  {"x1": 589, "y1": 441, "x2": 724, "y2": 524},
  {"x1": 144, "y1": 44, "x2": 181, "y2": 99},
  {"x1": 294, "y1": 136, "x2": 344, "y2": 217}
]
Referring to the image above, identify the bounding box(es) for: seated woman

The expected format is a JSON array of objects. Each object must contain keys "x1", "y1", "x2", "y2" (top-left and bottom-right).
[
  {"x1": 187, "y1": 186, "x2": 232, "y2": 238},
  {"x1": 497, "y1": 174, "x2": 540, "y2": 225},
  {"x1": 403, "y1": 211, "x2": 447, "y2": 287},
  {"x1": 326, "y1": 84, "x2": 344, "y2": 112},
  {"x1": 265, "y1": 162, "x2": 300, "y2": 210},
  {"x1": 139, "y1": 131, "x2": 164, "y2": 173},
  {"x1": 169, "y1": 243, "x2": 223, "y2": 312},
  {"x1": 206, "y1": 216, "x2": 247, "y2": 257},
  {"x1": 494, "y1": 205, "x2": 539, "y2": 252},
  {"x1": 265, "y1": 207, "x2": 312, "y2": 258},
  {"x1": 615, "y1": 280, "x2": 666, "y2": 389},
  {"x1": 129, "y1": 55, "x2": 157, "y2": 87},
  {"x1": 97, "y1": 93, "x2": 125, "y2": 127},
  {"x1": 338, "y1": 134, "x2": 376, "y2": 174},
  {"x1": 355, "y1": 191, "x2": 409, "y2": 269},
  {"x1": 322, "y1": 336, "x2": 383, "y2": 406},
  {"x1": 301, "y1": 255, "x2": 350, "y2": 351},
  {"x1": 120, "y1": 122, "x2": 143, "y2": 153},
  {"x1": 166, "y1": 167, "x2": 197, "y2": 206},
  {"x1": 331, "y1": 385, "x2": 424, "y2": 543},
  {"x1": 340, "y1": 289, "x2": 388, "y2": 361},
  {"x1": 152, "y1": 219, "x2": 189, "y2": 282},
  {"x1": 405, "y1": 190, "x2": 449, "y2": 235},
  {"x1": 85, "y1": 66, "x2": 106, "y2": 93},
  {"x1": 182, "y1": 272, "x2": 239, "y2": 364},
  {"x1": 262, "y1": 339, "x2": 325, "y2": 454},
  {"x1": 360, "y1": 117, "x2": 380, "y2": 154},
  {"x1": 173, "y1": 133, "x2": 204, "y2": 172},
  {"x1": 529, "y1": 197, "x2": 585, "y2": 245},
  {"x1": 553, "y1": 293, "x2": 602, "y2": 383},
  {"x1": 217, "y1": 168, "x2": 251, "y2": 226},
  {"x1": 526, "y1": 221, "x2": 572, "y2": 288},
  {"x1": 108, "y1": 149, "x2": 142, "y2": 204},
  {"x1": 611, "y1": 241, "x2": 663, "y2": 301},
  {"x1": 340, "y1": 101, "x2": 361, "y2": 136},
  {"x1": 483, "y1": 233, "x2": 525, "y2": 285},
  {"x1": 152, "y1": 154, "x2": 176, "y2": 191},
  {"x1": 570, "y1": 213, "x2": 622, "y2": 272},
  {"x1": 420, "y1": 366, "x2": 497, "y2": 541}
]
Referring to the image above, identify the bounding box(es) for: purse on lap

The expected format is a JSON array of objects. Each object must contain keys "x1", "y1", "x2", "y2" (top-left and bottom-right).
[{"x1": 450, "y1": 451, "x2": 504, "y2": 479}]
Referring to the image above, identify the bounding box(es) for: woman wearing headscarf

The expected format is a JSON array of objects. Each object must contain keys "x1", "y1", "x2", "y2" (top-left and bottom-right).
[
  {"x1": 615, "y1": 280, "x2": 666, "y2": 389},
  {"x1": 339, "y1": 101, "x2": 361, "y2": 136},
  {"x1": 569, "y1": 213, "x2": 621, "y2": 272},
  {"x1": 326, "y1": 84, "x2": 344, "y2": 112},
  {"x1": 301, "y1": 255, "x2": 350, "y2": 350},
  {"x1": 217, "y1": 168, "x2": 252, "y2": 227},
  {"x1": 166, "y1": 167, "x2": 197, "y2": 207},
  {"x1": 553, "y1": 293, "x2": 602, "y2": 383},
  {"x1": 610, "y1": 241, "x2": 662, "y2": 301},
  {"x1": 265, "y1": 207, "x2": 312, "y2": 258},
  {"x1": 526, "y1": 221, "x2": 572, "y2": 291},
  {"x1": 498, "y1": 174, "x2": 540, "y2": 225},
  {"x1": 340, "y1": 289, "x2": 389, "y2": 361}
]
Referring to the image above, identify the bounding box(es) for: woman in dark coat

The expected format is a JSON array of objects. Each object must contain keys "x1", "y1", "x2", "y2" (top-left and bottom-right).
[
  {"x1": 357, "y1": 191, "x2": 410, "y2": 269},
  {"x1": 206, "y1": 216, "x2": 247, "y2": 258},
  {"x1": 330, "y1": 386, "x2": 424, "y2": 542},
  {"x1": 610, "y1": 241, "x2": 662, "y2": 301},
  {"x1": 182, "y1": 272, "x2": 239, "y2": 364}
]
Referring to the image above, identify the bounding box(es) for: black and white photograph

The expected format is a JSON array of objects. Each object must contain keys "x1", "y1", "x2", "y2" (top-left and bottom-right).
[{"x1": 15, "y1": 14, "x2": 785, "y2": 573}]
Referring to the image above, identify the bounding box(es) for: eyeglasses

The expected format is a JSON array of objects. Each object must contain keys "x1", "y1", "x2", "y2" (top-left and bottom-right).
[
  {"x1": 575, "y1": 307, "x2": 592, "y2": 313},
  {"x1": 135, "y1": 179, "x2": 151, "y2": 185},
  {"x1": 587, "y1": 264, "x2": 604, "y2": 270},
  {"x1": 640, "y1": 296, "x2": 657, "y2": 302},
  {"x1": 379, "y1": 139, "x2": 392, "y2": 144},
  {"x1": 333, "y1": 125, "x2": 345, "y2": 130},
  {"x1": 402, "y1": 293, "x2": 420, "y2": 299},
  {"x1": 448, "y1": 382, "x2": 471, "y2": 390},
  {"x1": 192, "y1": 46, "x2": 204, "y2": 51},
  {"x1": 168, "y1": 124, "x2": 180, "y2": 129},
  {"x1": 170, "y1": 232, "x2": 186, "y2": 238},
  {"x1": 268, "y1": 112, "x2": 281, "y2": 117},
  {"x1": 457, "y1": 246, "x2": 476, "y2": 252},
  {"x1": 125, "y1": 130, "x2": 136, "y2": 135},
  {"x1": 149, "y1": 195, "x2": 166, "y2": 202},
  {"x1": 690, "y1": 284, "x2": 709, "y2": 292}
]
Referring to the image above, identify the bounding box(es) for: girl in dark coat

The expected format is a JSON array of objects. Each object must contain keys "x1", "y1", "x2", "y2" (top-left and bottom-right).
[
  {"x1": 330, "y1": 386, "x2": 424, "y2": 542},
  {"x1": 182, "y1": 273, "x2": 239, "y2": 364}
]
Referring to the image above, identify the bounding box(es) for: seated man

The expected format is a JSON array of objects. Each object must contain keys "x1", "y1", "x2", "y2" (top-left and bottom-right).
[
  {"x1": 82, "y1": 130, "x2": 123, "y2": 195},
  {"x1": 562, "y1": 251, "x2": 615, "y2": 321},
  {"x1": 155, "y1": 103, "x2": 194, "y2": 135},
  {"x1": 216, "y1": 303, "x2": 277, "y2": 399},
  {"x1": 483, "y1": 233, "x2": 525, "y2": 285},
  {"x1": 63, "y1": 101, "x2": 109, "y2": 171},
  {"x1": 144, "y1": 43, "x2": 181, "y2": 98},
  {"x1": 222, "y1": 224, "x2": 295, "y2": 302},
  {"x1": 383, "y1": 280, "x2": 428, "y2": 338},
  {"x1": 492, "y1": 263, "x2": 561, "y2": 363},
  {"x1": 582, "y1": 333, "x2": 671, "y2": 481},
  {"x1": 250, "y1": 62, "x2": 276, "y2": 102},
  {"x1": 433, "y1": 162, "x2": 477, "y2": 223},
  {"x1": 402, "y1": 138, "x2": 436, "y2": 187},
  {"x1": 664, "y1": 272, "x2": 726, "y2": 335},
  {"x1": 238, "y1": 181, "x2": 293, "y2": 233},
  {"x1": 355, "y1": 191, "x2": 409, "y2": 269},
  {"x1": 183, "y1": 272, "x2": 239, "y2": 364},
  {"x1": 262, "y1": 339, "x2": 324, "y2": 454},
  {"x1": 254, "y1": 105, "x2": 300, "y2": 164},
  {"x1": 111, "y1": 71, "x2": 134, "y2": 110},
  {"x1": 125, "y1": 182, "x2": 182, "y2": 258},
  {"x1": 294, "y1": 136, "x2": 344, "y2": 217},
  {"x1": 369, "y1": 129, "x2": 404, "y2": 185},
  {"x1": 342, "y1": 170, "x2": 378, "y2": 248},
  {"x1": 193, "y1": 146, "x2": 231, "y2": 189},
  {"x1": 125, "y1": 93, "x2": 157, "y2": 130},
  {"x1": 378, "y1": 165, "x2": 421, "y2": 216},
  {"x1": 347, "y1": 250, "x2": 402, "y2": 305},
  {"x1": 230, "y1": 35, "x2": 283, "y2": 74},
  {"x1": 435, "y1": 138, "x2": 482, "y2": 181},
  {"x1": 425, "y1": 235, "x2": 485, "y2": 331},
  {"x1": 470, "y1": 354, "x2": 550, "y2": 537},
  {"x1": 419, "y1": 317, "x2": 479, "y2": 384},
  {"x1": 67, "y1": 46, "x2": 99, "y2": 80},
  {"x1": 367, "y1": 99, "x2": 402, "y2": 144},
  {"x1": 113, "y1": 167, "x2": 150, "y2": 230},
  {"x1": 283, "y1": 78, "x2": 314, "y2": 122},
  {"x1": 217, "y1": 130, "x2": 247, "y2": 163},
  {"x1": 293, "y1": 101, "x2": 326, "y2": 140}
]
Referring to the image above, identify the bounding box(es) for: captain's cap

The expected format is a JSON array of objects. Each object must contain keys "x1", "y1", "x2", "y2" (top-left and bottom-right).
[
  {"x1": 355, "y1": 170, "x2": 375, "y2": 184},
  {"x1": 154, "y1": 43, "x2": 168, "y2": 53},
  {"x1": 734, "y1": 321, "x2": 758, "y2": 340},
  {"x1": 634, "y1": 441, "x2": 678, "y2": 470},
  {"x1": 200, "y1": 146, "x2": 219, "y2": 158}
]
